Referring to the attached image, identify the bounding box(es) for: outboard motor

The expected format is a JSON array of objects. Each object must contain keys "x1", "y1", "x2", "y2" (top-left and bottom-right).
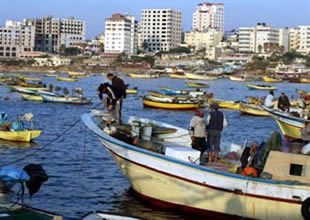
[{"x1": 23, "y1": 164, "x2": 48, "y2": 199}]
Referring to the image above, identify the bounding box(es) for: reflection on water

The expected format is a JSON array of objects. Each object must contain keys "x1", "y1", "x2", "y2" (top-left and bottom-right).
[{"x1": 0, "y1": 74, "x2": 308, "y2": 219}]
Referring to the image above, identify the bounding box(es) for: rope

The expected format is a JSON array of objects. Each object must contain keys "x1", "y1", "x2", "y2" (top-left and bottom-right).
[{"x1": 0, "y1": 102, "x2": 102, "y2": 168}]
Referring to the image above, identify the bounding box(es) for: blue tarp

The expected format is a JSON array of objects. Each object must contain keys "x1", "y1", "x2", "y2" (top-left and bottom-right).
[{"x1": 0, "y1": 167, "x2": 30, "y2": 182}]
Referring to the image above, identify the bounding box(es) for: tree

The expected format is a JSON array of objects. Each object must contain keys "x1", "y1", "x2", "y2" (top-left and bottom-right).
[
  {"x1": 169, "y1": 47, "x2": 191, "y2": 54},
  {"x1": 64, "y1": 47, "x2": 81, "y2": 56}
]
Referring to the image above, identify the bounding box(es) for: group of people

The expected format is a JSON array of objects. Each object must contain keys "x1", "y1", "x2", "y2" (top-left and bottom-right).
[
  {"x1": 264, "y1": 91, "x2": 291, "y2": 112},
  {"x1": 189, "y1": 103, "x2": 227, "y2": 163}
]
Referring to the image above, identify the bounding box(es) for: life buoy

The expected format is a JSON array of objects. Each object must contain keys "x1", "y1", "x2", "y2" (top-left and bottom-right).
[{"x1": 301, "y1": 198, "x2": 310, "y2": 219}]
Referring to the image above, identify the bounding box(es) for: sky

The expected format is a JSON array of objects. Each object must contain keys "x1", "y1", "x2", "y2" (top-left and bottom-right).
[{"x1": 1, "y1": 0, "x2": 309, "y2": 39}]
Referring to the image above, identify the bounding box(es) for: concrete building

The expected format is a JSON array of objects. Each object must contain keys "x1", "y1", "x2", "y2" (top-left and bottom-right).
[
  {"x1": 238, "y1": 23, "x2": 289, "y2": 54},
  {"x1": 184, "y1": 28, "x2": 223, "y2": 52},
  {"x1": 33, "y1": 56, "x2": 71, "y2": 66},
  {"x1": 104, "y1": 14, "x2": 138, "y2": 54},
  {"x1": 25, "y1": 16, "x2": 86, "y2": 53},
  {"x1": 140, "y1": 9, "x2": 182, "y2": 52},
  {"x1": 289, "y1": 28, "x2": 298, "y2": 52},
  {"x1": 297, "y1": 25, "x2": 310, "y2": 55},
  {"x1": 0, "y1": 20, "x2": 35, "y2": 58},
  {"x1": 192, "y1": 2, "x2": 224, "y2": 32}
]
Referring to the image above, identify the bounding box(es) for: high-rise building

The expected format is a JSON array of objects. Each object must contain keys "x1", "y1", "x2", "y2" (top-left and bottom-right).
[
  {"x1": 140, "y1": 9, "x2": 182, "y2": 52},
  {"x1": 25, "y1": 16, "x2": 86, "y2": 53},
  {"x1": 192, "y1": 2, "x2": 224, "y2": 32},
  {"x1": 0, "y1": 20, "x2": 35, "y2": 58},
  {"x1": 104, "y1": 14, "x2": 138, "y2": 54},
  {"x1": 238, "y1": 23, "x2": 289, "y2": 53},
  {"x1": 297, "y1": 25, "x2": 310, "y2": 55}
]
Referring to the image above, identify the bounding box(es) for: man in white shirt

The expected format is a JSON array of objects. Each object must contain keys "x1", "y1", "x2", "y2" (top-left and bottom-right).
[
  {"x1": 189, "y1": 109, "x2": 207, "y2": 157},
  {"x1": 264, "y1": 91, "x2": 274, "y2": 108}
]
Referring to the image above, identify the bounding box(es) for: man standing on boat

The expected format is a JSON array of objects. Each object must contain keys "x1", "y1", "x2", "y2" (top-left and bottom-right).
[
  {"x1": 107, "y1": 73, "x2": 127, "y2": 124},
  {"x1": 206, "y1": 103, "x2": 227, "y2": 163},
  {"x1": 97, "y1": 83, "x2": 123, "y2": 124},
  {"x1": 189, "y1": 109, "x2": 208, "y2": 158}
]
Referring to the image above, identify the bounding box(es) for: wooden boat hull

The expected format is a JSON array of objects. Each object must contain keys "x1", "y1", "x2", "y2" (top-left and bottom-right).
[
  {"x1": 262, "y1": 106, "x2": 308, "y2": 139},
  {"x1": 143, "y1": 98, "x2": 199, "y2": 110},
  {"x1": 229, "y1": 76, "x2": 245, "y2": 82},
  {"x1": 56, "y1": 76, "x2": 78, "y2": 82},
  {"x1": 129, "y1": 73, "x2": 158, "y2": 78},
  {"x1": 82, "y1": 112, "x2": 310, "y2": 220},
  {"x1": 21, "y1": 94, "x2": 43, "y2": 101},
  {"x1": 168, "y1": 74, "x2": 186, "y2": 79},
  {"x1": 209, "y1": 99, "x2": 240, "y2": 110},
  {"x1": 246, "y1": 84, "x2": 277, "y2": 90},
  {"x1": 0, "y1": 130, "x2": 41, "y2": 142},
  {"x1": 126, "y1": 89, "x2": 138, "y2": 94},
  {"x1": 19, "y1": 76, "x2": 41, "y2": 81},
  {"x1": 184, "y1": 73, "x2": 217, "y2": 81},
  {"x1": 41, "y1": 95, "x2": 92, "y2": 104},
  {"x1": 186, "y1": 82, "x2": 210, "y2": 88},
  {"x1": 263, "y1": 77, "x2": 282, "y2": 83},
  {"x1": 240, "y1": 103, "x2": 270, "y2": 117}
]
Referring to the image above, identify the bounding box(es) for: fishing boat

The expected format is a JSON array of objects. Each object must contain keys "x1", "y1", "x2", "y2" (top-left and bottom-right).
[
  {"x1": 19, "y1": 81, "x2": 44, "y2": 88},
  {"x1": 246, "y1": 84, "x2": 277, "y2": 90},
  {"x1": 143, "y1": 96, "x2": 200, "y2": 110},
  {"x1": 168, "y1": 74, "x2": 187, "y2": 79},
  {"x1": 209, "y1": 99, "x2": 241, "y2": 110},
  {"x1": 45, "y1": 73, "x2": 58, "y2": 77},
  {"x1": 129, "y1": 73, "x2": 159, "y2": 78},
  {"x1": 126, "y1": 89, "x2": 138, "y2": 95},
  {"x1": 185, "y1": 82, "x2": 210, "y2": 88},
  {"x1": 8, "y1": 86, "x2": 49, "y2": 92},
  {"x1": 262, "y1": 106, "x2": 309, "y2": 139},
  {"x1": 19, "y1": 76, "x2": 41, "y2": 81},
  {"x1": 263, "y1": 76, "x2": 282, "y2": 83},
  {"x1": 0, "y1": 130, "x2": 41, "y2": 142},
  {"x1": 229, "y1": 76, "x2": 245, "y2": 82},
  {"x1": 68, "y1": 71, "x2": 88, "y2": 78},
  {"x1": 82, "y1": 110, "x2": 310, "y2": 220},
  {"x1": 56, "y1": 76, "x2": 78, "y2": 82},
  {"x1": 21, "y1": 94, "x2": 43, "y2": 102},
  {"x1": 239, "y1": 103, "x2": 270, "y2": 117},
  {"x1": 159, "y1": 86, "x2": 205, "y2": 96},
  {"x1": 300, "y1": 78, "x2": 310, "y2": 83},
  {"x1": 41, "y1": 94, "x2": 92, "y2": 105},
  {"x1": 184, "y1": 72, "x2": 217, "y2": 81},
  {"x1": 82, "y1": 211, "x2": 141, "y2": 220}
]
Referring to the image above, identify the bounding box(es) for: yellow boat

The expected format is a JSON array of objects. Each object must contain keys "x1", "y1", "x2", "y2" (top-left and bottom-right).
[
  {"x1": 129, "y1": 73, "x2": 159, "y2": 78},
  {"x1": 246, "y1": 84, "x2": 277, "y2": 90},
  {"x1": 263, "y1": 76, "x2": 282, "y2": 83},
  {"x1": 143, "y1": 96, "x2": 200, "y2": 110},
  {"x1": 21, "y1": 94, "x2": 43, "y2": 102},
  {"x1": 185, "y1": 82, "x2": 210, "y2": 88},
  {"x1": 262, "y1": 106, "x2": 309, "y2": 139},
  {"x1": 184, "y1": 72, "x2": 217, "y2": 80},
  {"x1": 209, "y1": 99, "x2": 240, "y2": 110},
  {"x1": 148, "y1": 90, "x2": 201, "y2": 101},
  {"x1": 0, "y1": 130, "x2": 42, "y2": 142},
  {"x1": 240, "y1": 103, "x2": 270, "y2": 117},
  {"x1": 126, "y1": 89, "x2": 138, "y2": 94},
  {"x1": 168, "y1": 73, "x2": 187, "y2": 79},
  {"x1": 9, "y1": 86, "x2": 49, "y2": 92},
  {"x1": 229, "y1": 76, "x2": 245, "y2": 82},
  {"x1": 300, "y1": 78, "x2": 310, "y2": 83},
  {"x1": 56, "y1": 76, "x2": 78, "y2": 82},
  {"x1": 19, "y1": 81, "x2": 43, "y2": 88},
  {"x1": 19, "y1": 76, "x2": 41, "y2": 81}
]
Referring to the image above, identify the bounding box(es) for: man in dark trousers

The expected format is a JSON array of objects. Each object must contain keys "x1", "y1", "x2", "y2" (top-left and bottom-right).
[
  {"x1": 206, "y1": 103, "x2": 227, "y2": 163},
  {"x1": 278, "y1": 92, "x2": 290, "y2": 112},
  {"x1": 107, "y1": 73, "x2": 127, "y2": 124},
  {"x1": 98, "y1": 83, "x2": 123, "y2": 124}
]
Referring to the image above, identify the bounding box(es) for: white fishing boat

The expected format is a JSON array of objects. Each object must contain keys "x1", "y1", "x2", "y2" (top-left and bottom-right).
[
  {"x1": 184, "y1": 72, "x2": 217, "y2": 81},
  {"x1": 82, "y1": 110, "x2": 310, "y2": 220}
]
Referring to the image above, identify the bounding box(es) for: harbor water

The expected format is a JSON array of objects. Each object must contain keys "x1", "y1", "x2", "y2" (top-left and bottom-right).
[{"x1": 0, "y1": 74, "x2": 309, "y2": 219}]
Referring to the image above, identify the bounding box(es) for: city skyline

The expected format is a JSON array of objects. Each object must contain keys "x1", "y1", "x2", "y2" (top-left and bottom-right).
[{"x1": 1, "y1": 0, "x2": 309, "y2": 39}]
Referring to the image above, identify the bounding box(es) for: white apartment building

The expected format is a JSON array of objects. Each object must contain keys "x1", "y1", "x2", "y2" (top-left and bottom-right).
[
  {"x1": 238, "y1": 23, "x2": 289, "y2": 53},
  {"x1": 140, "y1": 9, "x2": 182, "y2": 52},
  {"x1": 192, "y1": 3, "x2": 224, "y2": 32},
  {"x1": 184, "y1": 29, "x2": 223, "y2": 51},
  {"x1": 289, "y1": 28, "x2": 298, "y2": 52},
  {"x1": 0, "y1": 20, "x2": 35, "y2": 58},
  {"x1": 25, "y1": 16, "x2": 86, "y2": 53},
  {"x1": 104, "y1": 14, "x2": 138, "y2": 54},
  {"x1": 297, "y1": 25, "x2": 310, "y2": 55}
]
